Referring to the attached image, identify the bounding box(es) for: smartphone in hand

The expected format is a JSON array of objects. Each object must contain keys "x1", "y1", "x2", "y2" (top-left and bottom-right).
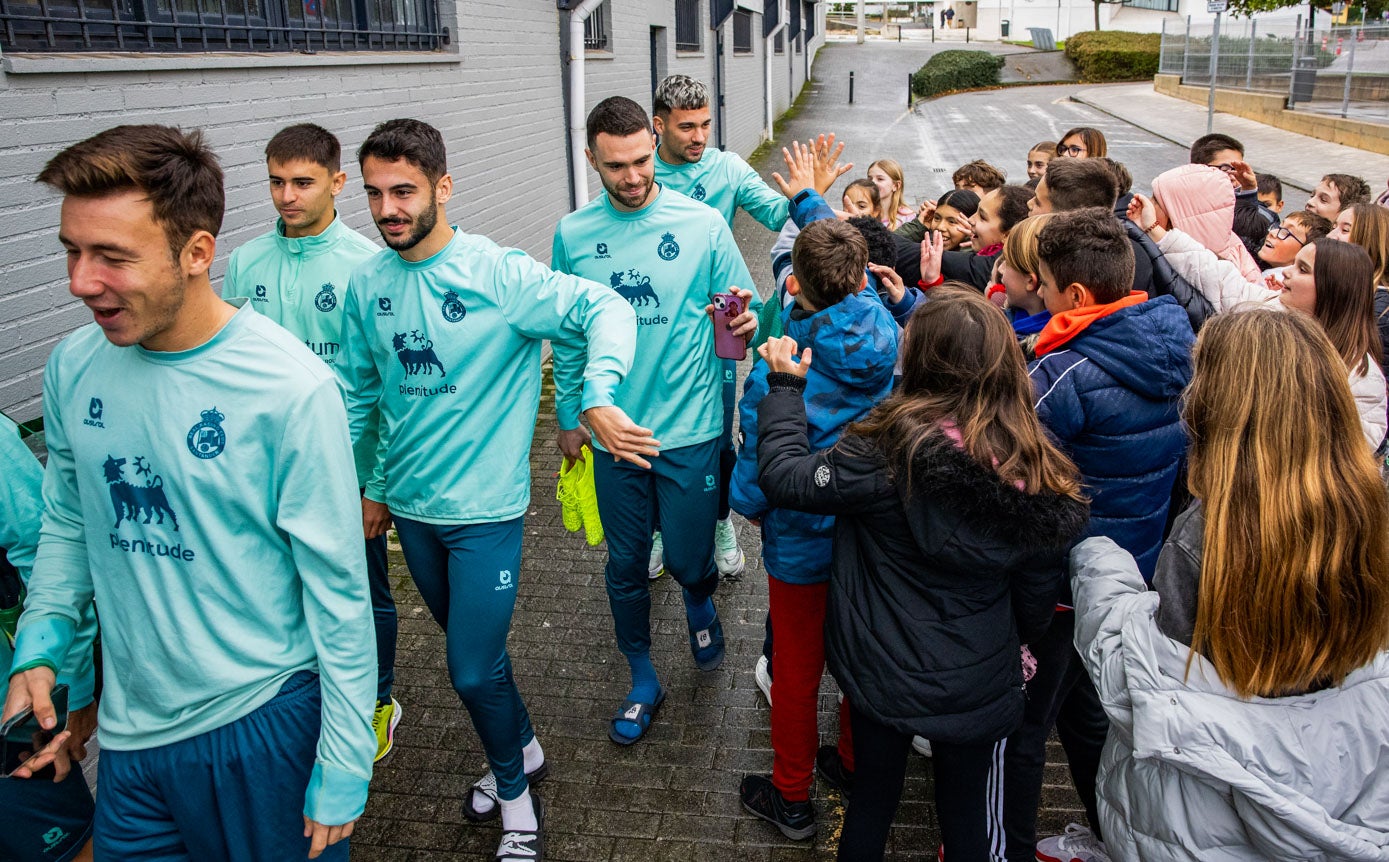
[
  {"x1": 712, "y1": 293, "x2": 747, "y2": 361},
  {"x1": 1, "y1": 683, "x2": 69, "y2": 777}
]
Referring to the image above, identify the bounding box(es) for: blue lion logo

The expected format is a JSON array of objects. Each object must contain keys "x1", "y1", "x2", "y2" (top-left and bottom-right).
[
  {"x1": 392, "y1": 331, "x2": 446, "y2": 376},
  {"x1": 103, "y1": 455, "x2": 179, "y2": 531}
]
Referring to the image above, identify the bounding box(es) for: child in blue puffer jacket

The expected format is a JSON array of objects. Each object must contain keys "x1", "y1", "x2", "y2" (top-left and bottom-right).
[{"x1": 729, "y1": 217, "x2": 899, "y2": 842}]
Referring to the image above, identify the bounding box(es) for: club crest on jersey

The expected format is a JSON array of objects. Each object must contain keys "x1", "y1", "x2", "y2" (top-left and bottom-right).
[
  {"x1": 441, "y1": 290, "x2": 466, "y2": 323},
  {"x1": 186, "y1": 407, "x2": 227, "y2": 459},
  {"x1": 393, "y1": 331, "x2": 446, "y2": 376},
  {"x1": 691, "y1": 183, "x2": 707, "y2": 202},
  {"x1": 595, "y1": 242, "x2": 611, "y2": 259},
  {"x1": 314, "y1": 283, "x2": 337, "y2": 312},
  {"x1": 658, "y1": 232, "x2": 680, "y2": 261},
  {"x1": 103, "y1": 455, "x2": 178, "y2": 531},
  {"x1": 609, "y1": 270, "x2": 660, "y2": 307}
]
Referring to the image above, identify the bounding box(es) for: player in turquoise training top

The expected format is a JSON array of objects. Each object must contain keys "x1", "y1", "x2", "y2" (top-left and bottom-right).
[
  {"x1": 336, "y1": 118, "x2": 648, "y2": 862},
  {"x1": 0, "y1": 413, "x2": 99, "y2": 862},
  {"x1": 552, "y1": 96, "x2": 760, "y2": 747},
  {"x1": 222, "y1": 123, "x2": 402, "y2": 765},
  {"x1": 3, "y1": 125, "x2": 375, "y2": 861},
  {"x1": 650, "y1": 75, "x2": 853, "y2": 583}
]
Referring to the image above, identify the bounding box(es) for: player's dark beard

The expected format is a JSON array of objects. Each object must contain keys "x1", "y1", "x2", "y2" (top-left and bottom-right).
[{"x1": 378, "y1": 192, "x2": 439, "y2": 251}]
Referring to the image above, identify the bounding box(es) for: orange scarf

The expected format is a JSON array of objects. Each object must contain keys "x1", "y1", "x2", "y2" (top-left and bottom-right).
[{"x1": 1033, "y1": 292, "x2": 1149, "y2": 357}]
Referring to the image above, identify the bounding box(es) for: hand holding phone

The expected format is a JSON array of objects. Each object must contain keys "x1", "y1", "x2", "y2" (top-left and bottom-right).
[
  {"x1": 1, "y1": 682, "x2": 69, "y2": 778},
  {"x1": 711, "y1": 292, "x2": 749, "y2": 360}
]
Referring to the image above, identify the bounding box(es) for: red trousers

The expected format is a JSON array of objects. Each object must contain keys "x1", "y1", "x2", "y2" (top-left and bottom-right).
[{"x1": 769, "y1": 577, "x2": 853, "y2": 801}]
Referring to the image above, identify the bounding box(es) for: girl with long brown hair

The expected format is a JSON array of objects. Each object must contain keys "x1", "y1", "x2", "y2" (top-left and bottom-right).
[
  {"x1": 753, "y1": 288, "x2": 1089, "y2": 862},
  {"x1": 1070, "y1": 308, "x2": 1389, "y2": 860},
  {"x1": 1341, "y1": 202, "x2": 1389, "y2": 371}
]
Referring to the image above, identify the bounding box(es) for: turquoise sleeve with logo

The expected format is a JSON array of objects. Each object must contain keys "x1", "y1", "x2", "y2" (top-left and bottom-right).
[
  {"x1": 337, "y1": 278, "x2": 389, "y2": 503},
  {"x1": 729, "y1": 152, "x2": 791, "y2": 232}
]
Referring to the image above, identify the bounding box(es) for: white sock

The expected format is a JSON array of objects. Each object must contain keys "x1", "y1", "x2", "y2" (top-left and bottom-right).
[
  {"x1": 500, "y1": 788, "x2": 537, "y2": 832},
  {"x1": 470, "y1": 779, "x2": 498, "y2": 815},
  {"x1": 522, "y1": 738, "x2": 544, "y2": 774}
]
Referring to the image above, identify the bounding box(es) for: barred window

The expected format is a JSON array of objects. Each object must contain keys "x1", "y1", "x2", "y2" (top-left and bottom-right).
[
  {"x1": 732, "y1": 8, "x2": 750, "y2": 53},
  {"x1": 584, "y1": 0, "x2": 609, "y2": 51},
  {"x1": 0, "y1": 0, "x2": 443, "y2": 52},
  {"x1": 802, "y1": 1, "x2": 814, "y2": 39},
  {"x1": 675, "y1": 0, "x2": 699, "y2": 51}
]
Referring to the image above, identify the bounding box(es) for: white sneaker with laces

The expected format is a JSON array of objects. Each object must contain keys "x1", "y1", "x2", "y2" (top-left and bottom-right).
[
  {"x1": 1035, "y1": 823, "x2": 1112, "y2": 862},
  {"x1": 648, "y1": 532, "x2": 664, "y2": 579},
  {"x1": 714, "y1": 517, "x2": 746, "y2": 579},
  {"x1": 754, "y1": 655, "x2": 772, "y2": 705}
]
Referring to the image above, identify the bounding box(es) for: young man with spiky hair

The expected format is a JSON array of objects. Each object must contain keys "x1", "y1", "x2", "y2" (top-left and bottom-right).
[
  {"x1": 337, "y1": 118, "x2": 644, "y2": 861},
  {"x1": 222, "y1": 123, "x2": 402, "y2": 764},
  {"x1": 552, "y1": 96, "x2": 760, "y2": 746},
  {"x1": 4, "y1": 124, "x2": 376, "y2": 860}
]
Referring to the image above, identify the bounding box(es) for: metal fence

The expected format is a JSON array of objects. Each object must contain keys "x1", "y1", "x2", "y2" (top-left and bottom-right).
[{"x1": 1160, "y1": 18, "x2": 1389, "y2": 121}]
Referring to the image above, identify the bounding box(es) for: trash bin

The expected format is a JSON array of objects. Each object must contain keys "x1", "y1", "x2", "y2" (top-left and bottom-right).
[
  {"x1": 1290, "y1": 53, "x2": 1317, "y2": 105},
  {"x1": 1001, "y1": 18, "x2": 1010, "y2": 37}
]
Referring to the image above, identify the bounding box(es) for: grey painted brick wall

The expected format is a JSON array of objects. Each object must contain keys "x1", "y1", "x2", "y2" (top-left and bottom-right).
[{"x1": 0, "y1": 0, "x2": 823, "y2": 422}]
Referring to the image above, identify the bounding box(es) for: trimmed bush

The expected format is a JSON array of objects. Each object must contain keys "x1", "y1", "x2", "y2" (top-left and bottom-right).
[
  {"x1": 1065, "y1": 30, "x2": 1160, "y2": 82},
  {"x1": 911, "y1": 50, "x2": 1005, "y2": 98}
]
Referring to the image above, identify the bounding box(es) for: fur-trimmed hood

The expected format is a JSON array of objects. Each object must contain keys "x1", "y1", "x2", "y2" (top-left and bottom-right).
[{"x1": 900, "y1": 432, "x2": 1090, "y2": 564}]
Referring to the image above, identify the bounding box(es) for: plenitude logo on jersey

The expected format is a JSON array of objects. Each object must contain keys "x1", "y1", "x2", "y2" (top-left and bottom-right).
[
  {"x1": 102, "y1": 453, "x2": 195, "y2": 562},
  {"x1": 609, "y1": 269, "x2": 668, "y2": 327},
  {"x1": 393, "y1": 330, "x2": 456, "y2": 398}
]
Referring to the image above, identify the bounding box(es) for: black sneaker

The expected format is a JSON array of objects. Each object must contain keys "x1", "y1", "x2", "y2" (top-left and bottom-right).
[
  {"x1": 816, "y1": 745, "x2": 855, "y2": 799},
  {"x1": 740, "y1": 774, "x2": 816, "y2": 840}
]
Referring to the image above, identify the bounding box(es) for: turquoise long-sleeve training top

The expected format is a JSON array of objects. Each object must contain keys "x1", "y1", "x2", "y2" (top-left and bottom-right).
[
  {"x1": 11, "y1": 302, "x2": 376, "y2": 826},
  {"x1": 0, "y1": 414, "x2": 97, "y2": 711},
  {"x1": 551, "y1": 186, "x2": 760, "y2": 449},
  {"x1": 655, "y1": 148, "x2": 789, "y2": 231},
  {"x1": 223, "y1": 214, "x2": 384, "y2": 485},
  {"x1": 336, "y1": 227, "x2": 636, "y2": 524}
]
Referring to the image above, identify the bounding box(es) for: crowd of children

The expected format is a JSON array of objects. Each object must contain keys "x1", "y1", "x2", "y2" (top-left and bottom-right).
[{"x1": 738, "y1": 130, "x2": 1389, "y2": 862}]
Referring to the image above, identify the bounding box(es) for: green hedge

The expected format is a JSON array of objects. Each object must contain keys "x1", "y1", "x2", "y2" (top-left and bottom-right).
[
  {"x1": 1065, "y1": 30, "x2": 1161, "y2": 82},
  {"x1": 911, "y1": 50, "x2": 1005, "y2": 98}
]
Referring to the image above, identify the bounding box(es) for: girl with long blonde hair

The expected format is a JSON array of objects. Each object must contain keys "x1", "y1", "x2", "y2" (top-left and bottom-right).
[
  {"x1": 866, "y1": 158, "x2": 914, "y2": 230},
  {"x1": 1069, "y1": 308, "x2": 1389, "y2": 860}
]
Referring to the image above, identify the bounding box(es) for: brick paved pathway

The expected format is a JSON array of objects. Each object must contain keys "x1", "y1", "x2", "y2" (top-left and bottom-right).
[{"x1": 353, "y1": 39, "x2": 1091, "y2": 862}]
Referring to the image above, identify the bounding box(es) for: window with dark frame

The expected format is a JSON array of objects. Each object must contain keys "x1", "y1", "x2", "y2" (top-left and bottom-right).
[
  {"x1": 774, "y1": 29, "x2": 782, "y2": 53},
  {"x1": 584, "y1": 0, "x2": 610, "y2": 51},
  {"x1": 674, "y1": 0, "x2": 700, "y2": 51},
  {"x1": 0, "y1": 0, "x2": 442, "y2": 51},
  {"x1": 802, "y1": 1, "x2": 814, "y2": 39},
  {"x1": 732, "y1": 8, "x2": 751, "y2": 53}
]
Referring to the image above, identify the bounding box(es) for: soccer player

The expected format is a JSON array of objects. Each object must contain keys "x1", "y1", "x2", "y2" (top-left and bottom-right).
[
  {"x1": 337, "y1": 118, "x2": 645, "y2": 860},
  {"x1": 222, "y1": 123, "x2": 402, "y2": 763},
  {"x1": 552, "y1": 96, "x2": 760, "y2": 745},
  {"x1": 4, "y1": 124, "x2": 375, "y2": 861}
]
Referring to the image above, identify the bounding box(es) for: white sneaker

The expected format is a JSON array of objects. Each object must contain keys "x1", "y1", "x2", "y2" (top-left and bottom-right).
[
  {"x1": 1035, "y1": 823, "x2": 1112, "y2": 862},
  {"x1": 648, "y1": 532, "x2": 664, "y2": 579},
  {"x1": 714, "y1": 517, "x2": 746, "y2": 580},
  {"x1": 911, "y1": 736, "x2": 932, "y2": 757},
  {"x1": 754, "y1": 655, "x2": 773, "y2": 705}
]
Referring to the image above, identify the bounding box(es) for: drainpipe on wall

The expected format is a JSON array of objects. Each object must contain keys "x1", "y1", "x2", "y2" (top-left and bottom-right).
[
  {"x1": 765, "y1": 0, "x2": 788, "y2": 142},
  {"x1": 566, "y1": 0, "x2": 608, "y2": 210}
]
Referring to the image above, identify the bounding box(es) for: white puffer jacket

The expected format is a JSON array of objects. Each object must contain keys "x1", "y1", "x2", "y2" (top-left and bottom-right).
[
  {"x1": 1157, "y1": 228, "x2": 1388, "y2": 450},
  {"x1": 1071, "y1": 537, "x2": 1389, "y2": 862}
]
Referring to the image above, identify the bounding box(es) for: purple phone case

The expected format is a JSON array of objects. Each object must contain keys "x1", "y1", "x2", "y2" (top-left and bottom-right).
[{"x1": 712, "y1": 293, "x2": 746, "y2": 360}]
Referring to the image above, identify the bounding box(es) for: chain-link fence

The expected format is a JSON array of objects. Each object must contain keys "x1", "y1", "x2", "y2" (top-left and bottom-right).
[{"x1": 1159, "y1": 18, "x2": 1389, "y2": 122}]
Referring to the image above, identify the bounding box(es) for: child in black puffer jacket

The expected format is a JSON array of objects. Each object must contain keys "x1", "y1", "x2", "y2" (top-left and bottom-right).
[{"x1": 754, "y1": 287, "x2": 1090, "y2": 862}]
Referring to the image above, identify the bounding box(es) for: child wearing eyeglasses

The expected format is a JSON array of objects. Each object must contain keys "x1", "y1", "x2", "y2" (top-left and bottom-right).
[{"x1": 1260, "y1": 211, "x2": 1333, "y2": 285}]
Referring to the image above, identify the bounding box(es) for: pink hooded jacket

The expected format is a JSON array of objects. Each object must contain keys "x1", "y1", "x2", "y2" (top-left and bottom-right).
[{"x1": 1151, "y1": 164, "x2": 1263, "y2": 282}]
